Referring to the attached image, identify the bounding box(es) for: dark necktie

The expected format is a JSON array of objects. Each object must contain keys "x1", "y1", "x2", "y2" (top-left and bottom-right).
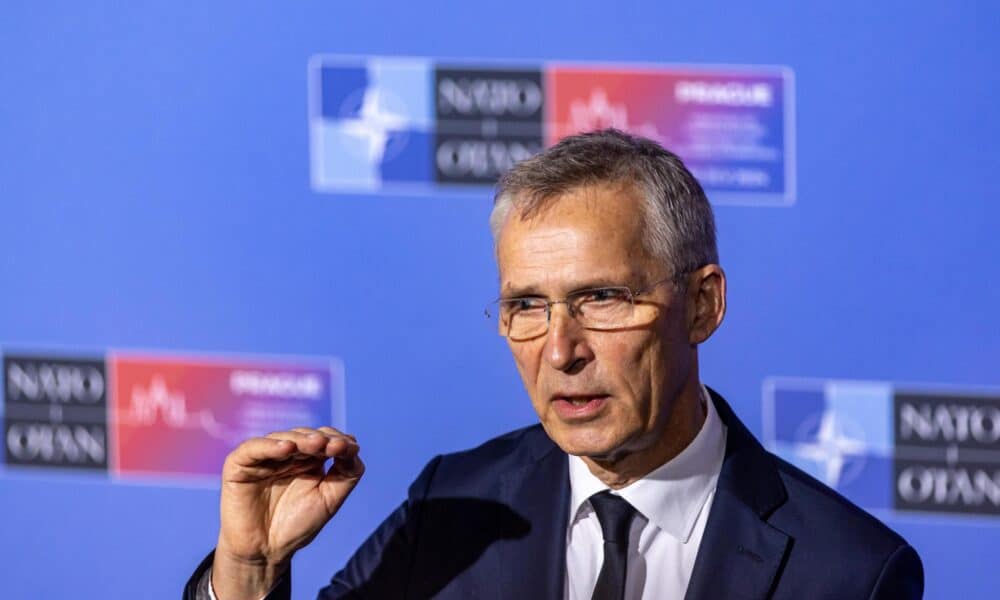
[{"x1": 589, "y1": 491, "x2": 637, "y2": 600}]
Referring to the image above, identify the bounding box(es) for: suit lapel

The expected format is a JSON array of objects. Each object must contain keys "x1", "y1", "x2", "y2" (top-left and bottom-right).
[
  {"x1": 685, "y1": 390, "x2": 791, "y2": 600},
  {"x1": 496, "y1": 434, "x2": 570, "y2": 600},
  {"x1": 684, "y1": 489, "x2": 789, "y2": 600}
]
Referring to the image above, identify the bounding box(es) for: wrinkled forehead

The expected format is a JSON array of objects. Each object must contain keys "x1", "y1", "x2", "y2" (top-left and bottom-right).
[
  {"x1": 499, "y1": 178, "x2": 645, "y2": 225},
  {"x1": 496, "y1": 183, "x2": 658, "y2": 294},
  {"x1": 498, "y1": 180, "x2": 648, "y2": 236}
]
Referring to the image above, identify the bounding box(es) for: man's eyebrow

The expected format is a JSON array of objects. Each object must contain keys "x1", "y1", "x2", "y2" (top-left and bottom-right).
[
  {"x1": 569, "y1": 277, "x2": 632, "y2": 291},
  {"x1": 499, "y1": 284, "x2": 543, "y2": 299},
  {"x1": 500, "y1": 277, "x2": 635, "y2": 299}
]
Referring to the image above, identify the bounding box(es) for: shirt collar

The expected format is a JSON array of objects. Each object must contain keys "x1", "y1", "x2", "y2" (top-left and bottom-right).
[{"x1": 567, "y1": 384, "x2": 727, "y2": 543}]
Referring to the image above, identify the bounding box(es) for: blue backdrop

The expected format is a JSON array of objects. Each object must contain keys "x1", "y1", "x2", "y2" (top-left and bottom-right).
[{"x1": 1, "y1": 2, "x2": 997, "y2": 598}]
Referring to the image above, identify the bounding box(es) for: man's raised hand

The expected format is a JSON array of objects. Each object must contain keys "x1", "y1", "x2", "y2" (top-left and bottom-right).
[{"x1": 211, "y1": 427, "x2": 364, "y2": 600}]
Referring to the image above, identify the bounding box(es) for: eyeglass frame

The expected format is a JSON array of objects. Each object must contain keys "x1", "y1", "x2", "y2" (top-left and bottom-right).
[{"x1": 484, "y1": 275, "x2": 684, "y2": 339}]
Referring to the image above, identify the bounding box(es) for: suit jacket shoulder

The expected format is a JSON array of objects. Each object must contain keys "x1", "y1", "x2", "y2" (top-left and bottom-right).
[
  {"x1": 760, "y1": 454, "x2": 922, "y2": 598},
  {"x1": 414, "y1": 424, "x2": 557, "y2": 498},
  {"x1": 774, "y1": 453, "x2": 905, "y2": 549},
  {"x1": 686, "y1": 389, "x2": 924, "y2": 600}
]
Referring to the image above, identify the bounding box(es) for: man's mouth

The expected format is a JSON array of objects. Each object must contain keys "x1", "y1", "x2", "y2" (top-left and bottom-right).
[
  {"x1": 564, "y1": 396, "x2": 602, "y2": 406},
  {"x1": 551, "y1": 394, "x2": 611, "y2": 419}
]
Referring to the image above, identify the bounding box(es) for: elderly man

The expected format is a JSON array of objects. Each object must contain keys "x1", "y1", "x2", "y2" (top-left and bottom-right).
[{"x1": 186, "y1": 129, "x2": 924, "y2": 599}]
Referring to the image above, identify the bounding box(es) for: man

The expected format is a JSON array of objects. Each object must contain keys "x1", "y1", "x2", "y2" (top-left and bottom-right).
[{"x1": 186, "y1": 129, "x2": 924, "y2": 599}]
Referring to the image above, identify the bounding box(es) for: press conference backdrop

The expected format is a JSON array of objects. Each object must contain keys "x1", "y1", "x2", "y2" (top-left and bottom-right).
[{"x1": 1, "y1": 2, "x2": 997, "y2": 598}]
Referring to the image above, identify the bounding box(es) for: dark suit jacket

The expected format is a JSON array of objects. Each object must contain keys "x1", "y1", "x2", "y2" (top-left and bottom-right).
[{"x1": 185, "y1": 390, "x2": 923, "y2": 599}]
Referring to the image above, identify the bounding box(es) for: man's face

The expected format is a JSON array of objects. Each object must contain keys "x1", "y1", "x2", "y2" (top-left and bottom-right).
[{"x1": 496, "y1": 182, "x2": 697, "y2": 463}]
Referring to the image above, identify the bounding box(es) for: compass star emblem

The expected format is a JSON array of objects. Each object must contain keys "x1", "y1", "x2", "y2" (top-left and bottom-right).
[
  {"x1": 339, "y1": 87, "x2": 408, "y2": 164},
  {"x1": 793, "y1": 410, "x2": 867, "y2": 487}
]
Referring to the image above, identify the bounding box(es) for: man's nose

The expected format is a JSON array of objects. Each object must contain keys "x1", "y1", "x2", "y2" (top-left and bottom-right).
[{"x1": 543, "y1": 303, "x2": 593, "y2": 373}]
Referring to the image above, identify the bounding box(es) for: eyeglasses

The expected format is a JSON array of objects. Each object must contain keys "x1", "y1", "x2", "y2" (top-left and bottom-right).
[{"x1": 485, "y1": 277, "x2": 677, "y2": 341}]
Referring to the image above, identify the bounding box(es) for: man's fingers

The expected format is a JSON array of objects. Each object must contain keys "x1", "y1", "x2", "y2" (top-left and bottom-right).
[
  {"x1": 317, "y1": 426, "x2": 355, "y2": 442},
  {"x1": 225, "y1": 428, "x2": 361, "y2": 473},
  {"x1": 322, "y1": 452, "x2": 365, "y2": 494},
  {"x1": 330, "y1": 449, "x2": 365, "y2": 478},
  {"x1": 263, "y1": 430, "x2": 330, "y2": 456},
  {"x1": 265, "y1": 429, "x2": 322, "y2": 442},
  {"x1": 227, "y1": 436, "x2": 298, "y2": 467},
  {"x1": 274, "y1": 428, "x2": 358, "y2": 456},
  {"x1": 324, "y1": 435, "x2": 359, "y2": 457},
  {"x1": 261, "y1": 428, "x2": 359, "y2": 458},
  {"x1": 291, "y1": 427, "x2": 325, "y2": 436}
]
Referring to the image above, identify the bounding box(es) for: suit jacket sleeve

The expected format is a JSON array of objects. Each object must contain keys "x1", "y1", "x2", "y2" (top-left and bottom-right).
[
  {"x1": 182, "y1": 551, "x2": 291, "y2": 600},
  {"x1": 868, "y1": 543, "x2": 924, "y2": 600},
  {"x1": 319, "y1": 455, "x2": 442, "y2": 598}
]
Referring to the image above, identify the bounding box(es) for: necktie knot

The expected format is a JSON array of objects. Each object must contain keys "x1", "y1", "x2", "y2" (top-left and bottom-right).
[{"x1": 589, "y1": 490, "x2": 636, "y2": 545}]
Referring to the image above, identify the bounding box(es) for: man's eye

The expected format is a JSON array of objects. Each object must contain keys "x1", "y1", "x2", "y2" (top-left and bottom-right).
[
  {"x1": 507, "y1": 299, "x2": 545, "y2": 313},
  {"x1": 581, "y1": 288, "x2": 628, "y2": 304}
]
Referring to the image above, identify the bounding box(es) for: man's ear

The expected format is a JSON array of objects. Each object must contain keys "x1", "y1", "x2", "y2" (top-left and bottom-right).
[{"x1": 685, "y1": 264, "x2": 727, "y2": 345}]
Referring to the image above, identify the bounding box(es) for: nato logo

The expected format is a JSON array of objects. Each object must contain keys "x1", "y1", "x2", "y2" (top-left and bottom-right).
[
  {"x1": 764, "y1": 378, "x2": 1000, "y2": 518},
  {"x1": 307, "y1": 54, "x2": 794, "y2": 202},
  {"x1": 309, "y1": 56, "x2": 434, "y2": 192}
]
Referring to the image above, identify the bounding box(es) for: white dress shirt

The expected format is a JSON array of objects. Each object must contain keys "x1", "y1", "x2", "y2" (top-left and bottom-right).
[{"x1": 564, "y1": 386, "x2": 727, "y2": 600}]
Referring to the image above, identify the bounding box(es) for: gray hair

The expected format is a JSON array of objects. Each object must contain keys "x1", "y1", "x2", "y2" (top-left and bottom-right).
[{"x1": 490, "y1": 128, "x2": 718, "y2": 276}]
